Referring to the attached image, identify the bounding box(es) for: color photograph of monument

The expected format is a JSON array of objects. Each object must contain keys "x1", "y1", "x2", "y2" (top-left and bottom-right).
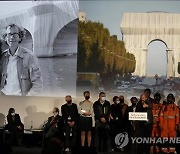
[{"x1": 78, "y1": 0, "x2": 180, "y2": 99}]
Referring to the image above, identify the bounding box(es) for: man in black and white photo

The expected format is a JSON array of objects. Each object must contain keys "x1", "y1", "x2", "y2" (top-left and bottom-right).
[{"x1": 0, "y1": 24, "x2": 42, "y2": 96}]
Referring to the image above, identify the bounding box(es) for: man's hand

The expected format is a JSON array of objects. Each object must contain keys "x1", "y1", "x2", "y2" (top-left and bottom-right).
[
  {"x1": 17, "y1": 126, "x2": 22, "y2": 130},
  {"x1": 68, "y1": 121, "x2": 75, "y2": 127},
  {"x1": 100, "y1": 117, "x2": 106, "y2": 123},
  {"x1": 143, "y1": 103, "x2": 148, "y2": 108},
  {"x1": 110, "y1": 114, "x2": 114, "y2": 120}
]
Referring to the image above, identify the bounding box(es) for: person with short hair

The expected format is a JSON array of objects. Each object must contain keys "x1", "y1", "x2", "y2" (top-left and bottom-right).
[
  {"x1": 150, "y1": 93, "x2": 163, "y2": 154},
  {"x1": 61, "y1": 95, "x2": 79, "y2": 153},
  {"x1": 136, "y1": 93, "x2": 153, "y2": 154},
  {"x1": 144, "y1": 88, "x2": 153, "y2": 103},
  {"x1": 118, "y1": 95, "x2": 129, "y2": 151},
  {"x1": 160, "y1": 94, "x2": 179, "y2": 153},
  {"x1": 78, "y1": 91, "x2": 93, "y2": 148},
  {"x1": 93, "y1": 92, "x2": 111, "y2": 153},
  {"x1": 109, "y1": 96, "x2": 121, "y2": 152},
  {"x1": 0, "y1": 24, "x2": 42, "y2": 96},
  {"x1": 128, "y1": 97, "x2": 138, "y2": 152},
  {"x1": 44, "y1": 107, "x2": 63, "y2": 147}
]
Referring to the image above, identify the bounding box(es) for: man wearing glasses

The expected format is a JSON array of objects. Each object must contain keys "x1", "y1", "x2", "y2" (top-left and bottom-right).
[{"x1": 0, "y1": 24, "x2": 42, "y2": 96}]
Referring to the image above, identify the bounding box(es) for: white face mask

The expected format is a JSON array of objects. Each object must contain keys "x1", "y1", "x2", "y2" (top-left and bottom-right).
[
  {"x1": 53, "y1": 112, "x2": 58, "y2": 116},
  {"x1": 11, "y1": 112, "x2": 15, "y2": 116},
  {"x1": 116, "y1": 101, "x2": 120, "y2": 104},
  {"x1": 101, "y1": 97, "x2": 106, "y2": 101}
]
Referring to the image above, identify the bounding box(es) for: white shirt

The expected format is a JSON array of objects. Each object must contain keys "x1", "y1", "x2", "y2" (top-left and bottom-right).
[
  {"x1": 78, "y1": 100, "x2": 94, "y2": 117},
  {"x1": 2, "y1": 47, "x2": 22, "y2": 95}
]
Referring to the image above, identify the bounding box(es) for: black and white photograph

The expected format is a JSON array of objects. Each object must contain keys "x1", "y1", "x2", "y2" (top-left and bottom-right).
[{"x1": 0, "y1": 1, "x2": 78, "y2": 97}]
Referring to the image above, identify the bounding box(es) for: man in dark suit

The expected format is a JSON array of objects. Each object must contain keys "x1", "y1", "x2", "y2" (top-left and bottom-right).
[
  {"x1": 44, "y1": 107, "x2": 63, "y2": 147},
  {"x1": 93, "y1": 92, "x2": 111, "y2": 153},
  {"x1": 136, "y1": 93, "x2": 153, "y2": 154}
]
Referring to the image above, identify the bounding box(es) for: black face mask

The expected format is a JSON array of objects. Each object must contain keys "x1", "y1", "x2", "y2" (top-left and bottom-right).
[
  {"x1": 120, "y1": 99, "x2": 124, "y2": 104},
  {"x1": 67, "y1": 100, "x2": 72, "y2": 104},
  {"x1": 167, "y1": 99, "x2": 173, "y2": 104},
  {"x1": 85, "y1": 96, "x2": 90, "y2": 100},
  {"x1": 132, "y1": 102, "x2": 136, "y2": 107},
  {"x1": 154, "y1": 99, "x2": 160, "y2": 104}
]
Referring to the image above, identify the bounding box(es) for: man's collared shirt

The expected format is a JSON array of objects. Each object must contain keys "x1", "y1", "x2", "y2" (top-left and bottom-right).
[{"x1": 2, "y1": 47, "x2": 21, "y2": 95}]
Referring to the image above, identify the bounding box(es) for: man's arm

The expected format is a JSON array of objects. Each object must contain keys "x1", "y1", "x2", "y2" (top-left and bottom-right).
[
  {"x1": 27, "y1": 55, "x2": 43, "y2": 96},
  {"x1": 93, "y1": 101, "x2": 102, "y2": 121},
  {"x1": 103, "y1": 102, "x2": 111, "y2": 122}
]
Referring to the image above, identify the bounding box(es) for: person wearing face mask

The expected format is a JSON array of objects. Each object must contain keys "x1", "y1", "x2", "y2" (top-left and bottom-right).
[
  {"x1": 78, "y1": 91, "x2": 94, "y2": 150},
  {"x1": 150, "y1": 93, "x2": 163, "y2": 154},
  {"x1": 61, "y1": 95, "x2": 79, "y2": 153},
  {"x1": 159, "y1": 94, "x2": 179, "y2": 154},
  {"x1": 93, "y1": 92, "x2": 111, "y2": 153},
  {"x1": 6, "y1": 108, "x2": 24, "y2": 146},
  {"x1": 44, "y1": 107, "x2": 63, "y2": 147},
  {"x1": 109, "y1": 96, "x2": 122, "y2": 152}
]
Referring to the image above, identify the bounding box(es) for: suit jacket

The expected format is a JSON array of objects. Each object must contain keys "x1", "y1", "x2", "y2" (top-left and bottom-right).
[
  {"x1": 93, "y1": 99, "x2": 111, "y2": 122},
  {"x1": 44, "y1": 115, "x2": 63, "y2": 133}
]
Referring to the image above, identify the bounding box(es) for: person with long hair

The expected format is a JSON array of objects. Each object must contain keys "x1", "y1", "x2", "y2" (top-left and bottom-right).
[{"x1": 6, "y1": 108, "x2": 24, "y2": 145}]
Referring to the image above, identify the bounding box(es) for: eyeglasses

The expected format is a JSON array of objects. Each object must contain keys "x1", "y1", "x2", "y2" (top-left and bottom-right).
[{"x1": 6, "y1": 33, "x2": 19, "y2": 38}]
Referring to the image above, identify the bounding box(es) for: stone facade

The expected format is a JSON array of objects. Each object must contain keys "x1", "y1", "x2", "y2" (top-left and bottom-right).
[
  {"x1": 120, "y1": 12, "x2": 180, "y2": 78},
  {"x1": 0, "y1": 1, "x2": 79, "y2": 57}
]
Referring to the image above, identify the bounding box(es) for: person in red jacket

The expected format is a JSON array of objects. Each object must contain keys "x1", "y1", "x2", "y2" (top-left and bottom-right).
[
  {"x1": 150, "y1": 93, "x2": 163, "y2": 154},
  {"x1": 160, "y1": 94, "x2": 179, "y2": 154}
]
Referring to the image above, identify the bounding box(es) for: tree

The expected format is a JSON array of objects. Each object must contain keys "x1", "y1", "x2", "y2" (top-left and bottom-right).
[{"x1": 78, "y1": 20, "x2": 136, "y2": 86}]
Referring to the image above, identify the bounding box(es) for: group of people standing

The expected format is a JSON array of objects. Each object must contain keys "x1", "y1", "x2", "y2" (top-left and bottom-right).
[
  {"x1": 3, "y1": 89, "x2": 180, "y2": 154},
  {"x1": 43, "y1": 89, "x2": 180, "y2": 154}
]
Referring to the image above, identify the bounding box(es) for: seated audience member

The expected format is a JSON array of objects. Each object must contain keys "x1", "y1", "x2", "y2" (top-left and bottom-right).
[
  {"x1": 78, "y1": 91, "x2": 94, "y2": 149},
  {"x1": 61, "y1": 95, "x2": 79, "y2": 153},
  {"x1": 93, "y1": 92, "x2": 111, "y2": 153},
  {"x1": 6, "y1": 108, "x2": 24, "y2": 146},
  {"x1": 44, "y1": 107, "x2": 63, "y2": 146}
]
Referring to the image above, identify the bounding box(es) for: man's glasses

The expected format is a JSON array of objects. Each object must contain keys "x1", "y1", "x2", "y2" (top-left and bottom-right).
[{"x1": 6, "y1": 33, "x2": 19, "y2": 38}]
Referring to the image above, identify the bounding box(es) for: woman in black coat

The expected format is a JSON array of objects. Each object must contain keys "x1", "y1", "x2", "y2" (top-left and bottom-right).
[{"x1": 6, "y1": 108, "x2": 24, "y2": 145}]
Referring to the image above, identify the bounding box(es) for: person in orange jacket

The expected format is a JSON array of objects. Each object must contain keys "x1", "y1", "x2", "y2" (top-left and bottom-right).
[
  {"x1": 159, "y1": 94, "x2": 179, "y2": 154},
  {"x1": 150, "y1": 93, "x2": 163, "y2": 154}
]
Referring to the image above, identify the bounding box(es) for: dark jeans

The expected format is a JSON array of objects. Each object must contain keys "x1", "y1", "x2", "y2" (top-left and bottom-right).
[
  {"x1": 137, "y1": 122, "x2": 152, "y2": 154},
  {"x1": 44, "y1": 127, "x2": 62, "y2": 147},
  {"x1": 110, "y1": 121, "x2": 119, "y2": 150},
  {"x1": 94, "y1": 120, "x2": 111, "y2": 152},
  {"x1": 64, "y1": 124, "x2": 77, "y2": 149}
]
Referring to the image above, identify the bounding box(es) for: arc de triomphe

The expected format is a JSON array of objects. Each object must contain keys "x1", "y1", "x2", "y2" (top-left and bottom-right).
[{"x1": 120, "y1": 12, "x2": 180, "y2": 78}]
